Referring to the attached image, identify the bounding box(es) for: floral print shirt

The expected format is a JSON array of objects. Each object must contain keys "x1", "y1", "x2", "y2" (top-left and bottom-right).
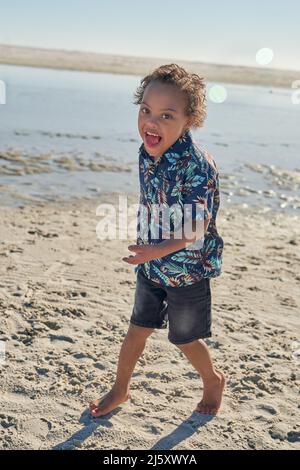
[{"x1": 134, "y1": 129, "x2": 224, "y2": 287}]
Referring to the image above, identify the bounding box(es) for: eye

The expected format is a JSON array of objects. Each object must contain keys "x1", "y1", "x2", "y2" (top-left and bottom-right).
[
  {"x1": 162, "y1": 113, "x2": 172, "y2": 119},
  {"x1": 140, "y1": 107, "x2": 149, "y2": 114}
]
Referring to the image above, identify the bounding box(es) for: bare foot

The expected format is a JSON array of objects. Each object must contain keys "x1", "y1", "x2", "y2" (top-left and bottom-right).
[
  {"x1": 89, "y1": 387, "x2": 131, "y2": 418},
  {"x1": 195, "y1": 370, "x2": 226, "y2": 415}
]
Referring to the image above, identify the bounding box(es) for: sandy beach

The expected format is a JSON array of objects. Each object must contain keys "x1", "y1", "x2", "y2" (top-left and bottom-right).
[
  {"x1": 0, "y1": 192, "x2": 299, "y2": 450},
  {"x1": 1, "y1": 44, "x2": 299, "y2": 88}
]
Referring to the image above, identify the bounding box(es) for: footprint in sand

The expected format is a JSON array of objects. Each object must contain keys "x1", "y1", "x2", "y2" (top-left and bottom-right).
[
  {"x1": 256, "y1": 404, "x2": 278, "y2": 416},
  {"x1": 0, "y1": 414, "x2": 18, "y2": 429},
  {"x1": 50, "y1": 334, "x2": 75, "y2": 344},
  {"x1": 247, "y1": 256, "x2": 261, "y2": 265},
  {"x1": 247, "y1": 286, "x2": 262, "y2": 291},
  {"x1": 18, "y1": 418, "x2": 52, "y2": 437}
]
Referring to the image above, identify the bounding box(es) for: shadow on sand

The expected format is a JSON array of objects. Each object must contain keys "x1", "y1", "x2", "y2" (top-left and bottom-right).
[{"x1": 53, "y1": 407, "x2": 214, "y2": 450}]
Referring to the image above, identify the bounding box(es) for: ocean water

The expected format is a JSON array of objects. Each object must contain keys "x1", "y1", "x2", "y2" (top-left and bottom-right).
[{"x1": 0, "y1": 64, "x2": 299, "y2": 211}]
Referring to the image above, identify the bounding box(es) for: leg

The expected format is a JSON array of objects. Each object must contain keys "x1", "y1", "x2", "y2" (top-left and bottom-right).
[
  {"x1": 176, "y1": 339, "x2": 226, "y2": 415},
  {"x1": 89, "y1": 323, "x2": 155, "y2": 417}
]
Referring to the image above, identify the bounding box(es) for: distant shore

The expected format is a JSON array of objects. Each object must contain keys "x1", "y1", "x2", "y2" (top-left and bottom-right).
[{"x1": 0, "y1": 44, "x2": 298, "y2": 88}]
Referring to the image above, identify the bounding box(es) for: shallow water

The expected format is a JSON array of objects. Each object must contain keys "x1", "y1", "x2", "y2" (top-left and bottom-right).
[{"x1": 0, "y1": 64, "x2": 299, "y2": 212}]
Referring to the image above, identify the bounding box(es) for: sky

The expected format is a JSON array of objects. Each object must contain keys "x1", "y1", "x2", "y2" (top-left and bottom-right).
[{"x1": 0, "y1": 0, "x2": 299, "y2": 71}]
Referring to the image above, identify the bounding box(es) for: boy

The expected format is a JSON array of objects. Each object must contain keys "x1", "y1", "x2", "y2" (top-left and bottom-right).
[{"x1": 90, "y1": 64, "x2": 225, "y2": 418}]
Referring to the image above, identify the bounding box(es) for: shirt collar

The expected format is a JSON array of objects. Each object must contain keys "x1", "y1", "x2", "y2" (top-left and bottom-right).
[{"x1": 139, "y1": 129, "x2": 193, "y2": 163}]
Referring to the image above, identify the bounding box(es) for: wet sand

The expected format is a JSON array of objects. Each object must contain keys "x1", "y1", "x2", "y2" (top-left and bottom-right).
[
  {"x1": 1, "y1": 144, "x2": 300, "y2": 212},
  {"x1": 0, "y1": 193, "x2": 299, "y2": 450}
]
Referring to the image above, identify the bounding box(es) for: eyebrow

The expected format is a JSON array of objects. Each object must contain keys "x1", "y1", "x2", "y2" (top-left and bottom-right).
[{"x1": 141, "y1": 101, "x2": 178, "y2": 113}]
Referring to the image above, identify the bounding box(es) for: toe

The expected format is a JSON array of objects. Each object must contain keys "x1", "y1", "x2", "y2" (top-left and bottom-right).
[
  {"x1": 201, "y1": 404, "x2": 213, "y2": 414},
  {"x1": 90, "y1": 403, "x2": 105, "y2": 417},
  {"x1": 207, "y1": 407, "x2": 216, "y2": 415},
  {"x1": 89, "y1": 401, "x2": 99, "y2": 410},
  {"x1": 91, "y1": 408, "x2": 102, "y2": 417},
  {"x1": 195, "y1": 402, "x2": 206, "y2": 414}
]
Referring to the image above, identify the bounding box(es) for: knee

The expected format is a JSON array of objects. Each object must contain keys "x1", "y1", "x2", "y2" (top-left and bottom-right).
[
  {"x1": 172, "y1": 339, "x2": 199, "y2": 349},
  {"x1": 127, "y1": 323, "x2": 155, "y2": 342}
]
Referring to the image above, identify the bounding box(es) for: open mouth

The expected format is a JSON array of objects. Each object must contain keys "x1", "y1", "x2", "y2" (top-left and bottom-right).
[{"x1": 144, "y1": 131, "x2": 162, "y2": 148}]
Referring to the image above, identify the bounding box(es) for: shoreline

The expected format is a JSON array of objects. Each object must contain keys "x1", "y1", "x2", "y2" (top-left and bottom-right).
[
  {"x1": 0, "y1": 44, "x2": 299, "y2": 89},
  {"x1": 0, "y1": 147, "x2": 299, "y2": 213}
]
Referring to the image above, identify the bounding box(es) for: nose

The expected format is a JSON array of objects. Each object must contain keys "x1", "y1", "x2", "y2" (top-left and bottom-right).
[
  {"x1": 145, "y1": 116, "x2": 160, "y2": 128},
  {"x1": 145, "y1": 118, "x2": 159, "y2": 132}
]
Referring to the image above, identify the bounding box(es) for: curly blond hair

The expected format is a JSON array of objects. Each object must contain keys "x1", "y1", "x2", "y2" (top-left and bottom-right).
[{"x1": 133, "y1": 63, "x2": 207, "y2": 129}]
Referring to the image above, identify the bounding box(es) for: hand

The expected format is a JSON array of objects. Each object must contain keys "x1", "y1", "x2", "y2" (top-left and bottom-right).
[{"x1": 122, "y1": 244, "x2": 161, "y2": 265}]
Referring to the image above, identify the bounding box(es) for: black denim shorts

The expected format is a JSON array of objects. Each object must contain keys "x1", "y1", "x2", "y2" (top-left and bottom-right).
[{"x1": 130, "y1": 269, "x2": 212, "y2": 344}]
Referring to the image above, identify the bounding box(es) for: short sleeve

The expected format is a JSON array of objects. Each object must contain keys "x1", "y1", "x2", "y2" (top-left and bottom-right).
[{"x1": 181, "y1": 162, "x2": 214, "y2": 222}]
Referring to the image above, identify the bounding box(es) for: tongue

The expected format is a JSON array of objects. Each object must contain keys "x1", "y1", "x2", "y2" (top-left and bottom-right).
[{"x1": 146, "y1": 134, "x2": 160, "y2": 146}]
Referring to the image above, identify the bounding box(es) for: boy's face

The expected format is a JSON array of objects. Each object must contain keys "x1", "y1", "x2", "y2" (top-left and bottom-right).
[{"x1": 138, "y1": 81, "x2": 191, "y2": 159}]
